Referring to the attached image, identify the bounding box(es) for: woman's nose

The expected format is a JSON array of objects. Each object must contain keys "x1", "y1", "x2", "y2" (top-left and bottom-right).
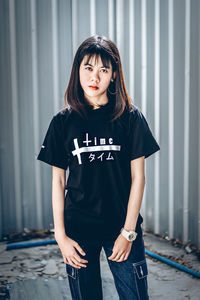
[{"x1": 91, "y1": 71, "x2": 100, "y2": 82}]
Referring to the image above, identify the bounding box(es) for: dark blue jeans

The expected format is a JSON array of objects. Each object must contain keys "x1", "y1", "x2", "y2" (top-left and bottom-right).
[{"x1": 66, "y1": 228, "x2": 149, "y2": 300}]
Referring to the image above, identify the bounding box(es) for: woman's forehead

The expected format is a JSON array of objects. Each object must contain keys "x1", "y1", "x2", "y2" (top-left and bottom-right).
[{"x1": 82, "y1": 54, "x2": 111, "y2": 67}]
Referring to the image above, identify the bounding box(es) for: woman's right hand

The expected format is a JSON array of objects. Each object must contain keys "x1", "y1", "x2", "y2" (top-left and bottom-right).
[{"x1": 55, "y1": 234, "x2": 88, "y2": 269}]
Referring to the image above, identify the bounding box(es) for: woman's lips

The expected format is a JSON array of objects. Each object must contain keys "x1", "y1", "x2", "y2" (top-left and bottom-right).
[{"x1": 89, "y1": 86, "x2": 99, "y2": 90}]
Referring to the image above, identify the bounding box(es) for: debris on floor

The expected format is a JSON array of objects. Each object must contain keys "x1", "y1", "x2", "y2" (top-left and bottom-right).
[{"x1": 0, "y1": 228, "x2": 199, "y2": 300}]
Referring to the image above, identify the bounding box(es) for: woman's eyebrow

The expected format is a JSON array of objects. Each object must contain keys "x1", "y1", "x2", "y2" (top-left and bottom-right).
[{"x1": 83, "y1": 62, "x2": 110, "y2": 69}]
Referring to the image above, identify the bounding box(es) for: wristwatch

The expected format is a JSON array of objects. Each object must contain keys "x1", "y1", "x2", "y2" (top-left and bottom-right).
[{"x1": 120, "y1": 227, "x2": 137, "y2": 242}]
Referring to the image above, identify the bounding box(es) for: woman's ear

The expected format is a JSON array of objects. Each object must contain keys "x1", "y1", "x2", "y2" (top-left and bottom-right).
[{"x1": 112, "y1": 71, "x2": 116, "y2": 80}]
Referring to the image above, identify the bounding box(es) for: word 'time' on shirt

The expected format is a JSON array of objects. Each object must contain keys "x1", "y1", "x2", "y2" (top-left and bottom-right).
[{"x1": 72, "y1": 133, "x2": 121, "y2": 165}]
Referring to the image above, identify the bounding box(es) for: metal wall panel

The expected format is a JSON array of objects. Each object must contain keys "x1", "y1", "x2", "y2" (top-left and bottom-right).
[{"x1": 0, "y1": 0, "x2": 200, "y2": 248}]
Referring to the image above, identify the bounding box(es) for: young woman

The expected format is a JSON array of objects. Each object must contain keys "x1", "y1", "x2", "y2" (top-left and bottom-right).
[{"x1": 37, "y1": 35, "x2": 160, "y2": 300}]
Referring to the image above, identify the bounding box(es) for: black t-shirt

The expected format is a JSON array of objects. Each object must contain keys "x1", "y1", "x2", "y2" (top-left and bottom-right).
[{"x1": 37, "y1": 101, "x2": 160, "y2": 243}]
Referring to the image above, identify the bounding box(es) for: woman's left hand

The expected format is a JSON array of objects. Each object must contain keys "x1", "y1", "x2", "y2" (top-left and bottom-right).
[{"x1": 108, "y1": 234, "x2": 133, "y2": 262}]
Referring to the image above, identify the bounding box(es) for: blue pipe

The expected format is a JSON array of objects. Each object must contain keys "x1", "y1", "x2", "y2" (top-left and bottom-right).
[
  {"x1": 6, "y1": 239, "x2": 200, "y2": 279},
  {"x1": 145, "y1": 249, "x2": 200, "y2": 279},
  {"x1": 6, "y1": 239, "x2": 57, "y2": 249}
]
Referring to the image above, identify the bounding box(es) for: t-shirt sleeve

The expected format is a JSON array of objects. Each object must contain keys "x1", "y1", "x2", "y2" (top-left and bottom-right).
[
  {"x1": 37, "y1": 114, "x2": 69, "y2": 170},
  {"x1": 128, "y1": 106, "x2": 160, "y2": 160}
]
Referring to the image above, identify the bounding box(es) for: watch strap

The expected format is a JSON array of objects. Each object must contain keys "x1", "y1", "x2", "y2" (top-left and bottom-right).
[{"x1": 120, "y1": 227, "x2": 137, "y2": 241}]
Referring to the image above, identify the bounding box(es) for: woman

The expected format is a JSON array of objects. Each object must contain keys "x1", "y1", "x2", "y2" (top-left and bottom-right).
[{"x1": 37, "y1": 35, "x2": 160, "y2": 300}]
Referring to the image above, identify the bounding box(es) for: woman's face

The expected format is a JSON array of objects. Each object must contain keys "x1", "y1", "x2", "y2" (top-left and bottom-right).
[{"x1": 79, "y1": 54, "x2": 115, "y2": 107}]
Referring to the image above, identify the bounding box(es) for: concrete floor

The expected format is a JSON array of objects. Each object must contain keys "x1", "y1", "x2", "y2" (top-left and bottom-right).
[{"x1": 1, "y1": 231, "x2": 199, "y2": 300}]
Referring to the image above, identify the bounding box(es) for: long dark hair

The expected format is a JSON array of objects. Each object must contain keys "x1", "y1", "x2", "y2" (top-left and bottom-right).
[{"x1": 63, "y1": 35, "x2": 133, "y2": 121}]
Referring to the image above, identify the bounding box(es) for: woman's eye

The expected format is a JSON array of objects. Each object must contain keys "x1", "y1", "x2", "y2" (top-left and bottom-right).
[{"x1": 85, "y1": 67, "x2": 107, "y2": 73}]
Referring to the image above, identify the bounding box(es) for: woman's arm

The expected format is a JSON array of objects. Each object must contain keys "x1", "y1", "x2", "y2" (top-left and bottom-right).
[
  {"x1": 52, "y1": 166, "x2": 66, "y2": 240},
  {"x1": 123, "y1": 156, "x2": 145, "y2": 231},
  {"x1": 52, "y1": 166, "x2": 88, "y2": 269},
  {"x1": 108, "y1": 156, "x2": 145, "y2": 262}
]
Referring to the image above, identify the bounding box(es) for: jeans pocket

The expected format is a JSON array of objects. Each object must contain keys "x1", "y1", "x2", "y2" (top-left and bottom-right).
[
  {"x1": 132, "y1": 260, "x2": 149, "y2": 300},
  {"x1": 66, "y1": 264, "x2": 77, "y2": 280},
  {"x1": 132, "y1": 259, "x2": 148, "y2": 279}
]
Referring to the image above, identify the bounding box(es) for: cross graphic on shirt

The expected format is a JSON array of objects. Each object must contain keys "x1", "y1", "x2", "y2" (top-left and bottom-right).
[{"x1": 72, "y1": 133, "x2": 121, "y2": 165}]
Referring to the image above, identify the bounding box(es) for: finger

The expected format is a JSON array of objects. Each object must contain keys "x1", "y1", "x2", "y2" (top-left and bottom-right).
[
  {"x1": 74, "y1": 242, "x2": 86, "y2": 256},
  {"x1": 73, "y1": 255, "x2": 88, "y2": 267},
  {"x1": 67, "y1": 258, "x2": 81, "y2": 269},
  {"x1": 124, "y1": 252, "x2": 129, "y2": 261},
  {"x1": 108, "y1": 252, "x2": 114, "y2": 260},
  {"x1": 108, "y1": 249, "x2": 116, "y2": 260},
  {"x1": 63, "y1": 256, "x2": 68, "y2": 264},
  {"x1": 74, "y1": 252, "x2": 88, "y2": 264},
  {"x1": 113, "y1": 252, "x2": 124, "y2": 261},
  {"x1": 116, "y1": 253, "x2": 126, "y2": 262},
  {"x1": 109, "y1": 251, "x2": 121, "y2": 261}
]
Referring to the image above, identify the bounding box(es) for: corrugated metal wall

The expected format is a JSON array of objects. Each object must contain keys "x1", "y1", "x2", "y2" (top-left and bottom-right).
[{"x1": 1, "y1": 0, "x2": 200, "y2": 248}]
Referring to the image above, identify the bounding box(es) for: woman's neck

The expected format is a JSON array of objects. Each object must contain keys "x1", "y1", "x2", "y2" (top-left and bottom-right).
[{"x1": 84, "y1": 94, "x2": 109, "y2": 110}]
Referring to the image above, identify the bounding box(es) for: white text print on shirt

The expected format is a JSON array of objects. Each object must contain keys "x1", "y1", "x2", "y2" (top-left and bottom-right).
[{"x1": 72, "y1": 132, "x2": 121, "y2": 165}]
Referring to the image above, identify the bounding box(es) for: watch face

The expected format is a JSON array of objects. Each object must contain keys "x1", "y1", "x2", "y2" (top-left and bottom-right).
[
  {"x1": 129, "y1": 234, "x2": 134, "y2": 240},
  {"x1": 128, "y1": 233, "x2": 136, "y2": 241}
]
